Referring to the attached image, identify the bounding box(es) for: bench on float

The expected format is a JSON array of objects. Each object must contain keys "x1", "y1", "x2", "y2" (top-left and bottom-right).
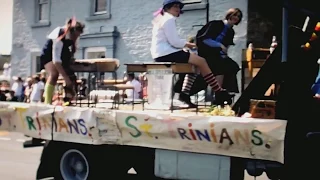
[{"x1": 125, "y1": 62, "x2": 198, "y2": 112}]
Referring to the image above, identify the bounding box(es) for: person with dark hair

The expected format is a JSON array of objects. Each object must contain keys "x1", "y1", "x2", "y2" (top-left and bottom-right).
[
  {"x1": 11, "y1": 76, "x2": 23, "y2": 102},
  {"x1": 40, "y1": 17, "x2": 85, "y2": 104},
  {"x1": 30, "y1": 76, "x2": 45, "y2": 103},
  {"x1": 125, "y1": 72, "x2": 142, "y2": 100},
  {"x1": 78, "y1": 78, "x2": 87, "y2": 99},
  {"x1": 151, "y1": 0, "x2": 228, "y2": 108},
  {"x1": 24, "y1": 77, "x2": 33, "y2": 103}
]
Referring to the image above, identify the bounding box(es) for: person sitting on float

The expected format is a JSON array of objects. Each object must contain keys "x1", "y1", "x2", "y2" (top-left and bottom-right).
[
  {"x1": 178, "y1": 8, "x2": 242, "y2": 105},
  {"x1": 196, "y1": 8, "x2": 242, "y2": 94},
  {"x1": 150, "y1": 0, "x2": 228, "y2": 108}
]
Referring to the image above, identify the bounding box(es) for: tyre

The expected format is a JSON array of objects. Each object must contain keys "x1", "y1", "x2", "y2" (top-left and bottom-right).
[
  {"x1": 59, "y1": 149, "x2": 90, "y2": 180},
  {"x1": 54, "y1": 144, "x2": 101, "y2": 180}
]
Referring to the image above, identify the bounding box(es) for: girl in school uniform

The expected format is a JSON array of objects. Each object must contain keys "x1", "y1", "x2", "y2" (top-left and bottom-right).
[
  {"x1": 150, "y1": 0, "x2": 229, "y2": 107},
  {"x1": 40, "y1": 18, "x2": 85, "y2": 104},
  {"x1": 196, "y1": 8, "x2": 242, "y2": 94}
]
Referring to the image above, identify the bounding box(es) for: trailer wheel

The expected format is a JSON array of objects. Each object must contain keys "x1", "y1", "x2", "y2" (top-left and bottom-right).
[
  {"x1": 53, "y1": 144, "x2": 102, "y2": 180},
  {"x1": 60, "y1": 149, "x2": 90, "y2": 180}
]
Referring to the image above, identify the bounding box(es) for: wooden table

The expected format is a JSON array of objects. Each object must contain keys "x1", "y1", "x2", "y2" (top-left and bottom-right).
[{"x1": 125, "y1": 62, "x2": 196, "y2": 74}]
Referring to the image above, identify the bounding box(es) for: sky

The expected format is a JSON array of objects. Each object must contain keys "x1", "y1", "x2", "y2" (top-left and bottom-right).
[{"x1": 0, "y1": 0, "x2": 13, "y2": 55}]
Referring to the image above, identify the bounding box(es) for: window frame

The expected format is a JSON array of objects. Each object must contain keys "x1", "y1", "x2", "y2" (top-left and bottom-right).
[
  {"x1": 30, "y1": 50, "x2": 42, "y2": 75},
  {"x1": 81, "y1": 46, "x2": 107, "y2": 78},
  {"x1": 94, "y1": 0, "x2": 107, "y2": 15},
  {"x1": 32, "y1": 0, "x2": 51, "y2": 28},
  {"x1": 182, "y1": 0, "x2": 202, "y2": 4},
  {"x1": 87, "y1": 0, "x2": 111, "y2": 21},
  {"x1": 84, "y1": 47, "x2": 107, "y2": 59},
  {"x1": 182, "y1": 0, "x2": 207, "y2": 11}
]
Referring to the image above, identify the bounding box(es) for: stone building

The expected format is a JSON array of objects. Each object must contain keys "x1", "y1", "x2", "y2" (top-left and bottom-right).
[{"x1": 11, "y1": 0, "x2": 249, "y2": 77}]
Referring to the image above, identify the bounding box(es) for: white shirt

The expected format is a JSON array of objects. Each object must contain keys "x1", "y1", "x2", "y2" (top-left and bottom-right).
[
  {"x1": 150, "y1": 13, "x2": 187, "y2": 59},
  {"x1": 30, "y1": 81, "x2": 45, "y2": 102},
  {"x1": 50, "y1": 27, "x2": 76, "y2": 64},
  {"x1": 126, "y1": 79, "x2": 142, "y2": 99},
  {"x1": 11, "y1": 82, "x2": 23, "y2": 96}
]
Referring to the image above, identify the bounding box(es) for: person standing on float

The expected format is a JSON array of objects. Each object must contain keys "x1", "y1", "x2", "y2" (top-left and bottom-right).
[{"x1": 40, "y1": 17, "x2": 85, "y2": 104}]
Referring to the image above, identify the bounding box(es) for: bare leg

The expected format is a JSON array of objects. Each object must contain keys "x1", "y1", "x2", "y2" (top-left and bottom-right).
[
  {"x1": 44, "y1": 62, "x2": 59, "y2": 104},
  {"x1": 188, "y1": 53, "x2": 222, "y2": 92},
  {"x1": 44, "y1": 62, "x2": 59, "y2": 86}
]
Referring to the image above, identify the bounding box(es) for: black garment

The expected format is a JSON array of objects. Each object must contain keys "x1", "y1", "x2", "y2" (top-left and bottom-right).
[
  {"x1": 174, "y1": 20, "x2": 240, "y2": 95},
  {"x1": 40, "y1": 28, "x2": 75, "y2": 68},
  {"x1": 197, "y1": 20, "x2": 239, "y2": 92},
  {"x1": 154, "y1": 50, "x2": 190, "y2": 63},
  {"x1": 197, "y1": 20, "x2": 235, "y2": 58},
  {"x1": 0, "y1": 92, "x2": 6, "y2": 101}
]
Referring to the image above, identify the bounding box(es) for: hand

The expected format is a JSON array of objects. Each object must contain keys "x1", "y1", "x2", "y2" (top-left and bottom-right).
[
  {"x1": 220, "y1": 44, "x2": 228, "y2": 53},
  {"x1": 186, "y1": 42, "x2": 197, "y2": 49}
]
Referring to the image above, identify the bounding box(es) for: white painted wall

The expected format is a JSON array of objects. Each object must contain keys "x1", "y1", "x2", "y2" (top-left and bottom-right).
[{"x1": 0, "y1": 0, "x2": 13, "y2": 55}]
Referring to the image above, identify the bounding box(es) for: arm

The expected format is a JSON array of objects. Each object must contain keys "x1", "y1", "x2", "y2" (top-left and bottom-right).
[
  {"x1": 203, "y1": 39, "x2": 222, "y2": 48},
  {"x1": 52, "y1": 40, "x2": 72, "y2": 85},
  {"x1": 162, "y1": 18, "x2": 187, "y2": 48}
]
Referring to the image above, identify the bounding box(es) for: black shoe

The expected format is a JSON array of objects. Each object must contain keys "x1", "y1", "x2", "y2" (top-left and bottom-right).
[
  {"x1": 214, "y1": 90, "x2": 233, "y2": 106},
  {"x1": 179, "y1": 93, "x2": 197, "y2": 108}
]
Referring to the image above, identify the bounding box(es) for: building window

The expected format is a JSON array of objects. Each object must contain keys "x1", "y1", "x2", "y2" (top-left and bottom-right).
[
  {"x1": 30, "y1": 51, "x2": 43, "y2": 75},
  {"x1": 87, "y1": 0, "x2": 111, "y2": 21},
  {"x1": 35, "y1": 56, "x2": 44, "y2": 73},
  {"x1": 94, "y1": 0, "x2": 107, "y2": 14},
  {"x1": 32, "y1": 0, "x2": 51, "y2": 28},
  {"x1": 182, "y1": 0, "x2": 207, "y2": 11},
  {"x1": 38, "y1": 0, "x2": 49, "y2": 21},
  {"x1": 182, "y1": 0, "x2": 202, "y2": 3},
  {"x1": 85, "y1": 47, "x2": 107, "y2": 59},
  {"x1": 79, "y1": 47, "x2": 107, "y2": 78}
]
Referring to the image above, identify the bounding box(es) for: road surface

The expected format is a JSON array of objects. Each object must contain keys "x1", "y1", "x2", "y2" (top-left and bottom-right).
[{"x1": 0, "y1": 131, "x2": 269, "y2": 180}]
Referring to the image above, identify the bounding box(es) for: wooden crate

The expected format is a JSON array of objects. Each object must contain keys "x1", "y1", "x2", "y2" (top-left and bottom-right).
[{"x1": 249, "y1": 99, "x2": 276, "y2": 119}]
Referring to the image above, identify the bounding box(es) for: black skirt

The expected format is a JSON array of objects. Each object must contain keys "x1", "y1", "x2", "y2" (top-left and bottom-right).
[
  {"x1": 206, "y1": 56, "x2": 240, "y2": 76},
  {"x1": 154, "y1": 50, "x2": 190, "y2": 63}
]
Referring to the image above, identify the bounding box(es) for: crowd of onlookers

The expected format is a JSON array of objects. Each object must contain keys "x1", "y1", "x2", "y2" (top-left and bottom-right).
[
  {"x1": 0, "y1": 70, "x2": 47, "y2": 103},
  {"x1": 0, "y1": 69, "x2": 148, "y2": 104}
]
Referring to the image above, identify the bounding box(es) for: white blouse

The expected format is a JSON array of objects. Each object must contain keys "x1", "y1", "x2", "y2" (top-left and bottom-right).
[{"x1": 150, "y1": 12, "x2": 187, "y2": 59}]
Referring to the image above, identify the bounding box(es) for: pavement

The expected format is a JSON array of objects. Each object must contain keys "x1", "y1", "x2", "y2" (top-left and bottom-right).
[{"x1": 0, "y1": 131, "x2": 269, "y2": 180}]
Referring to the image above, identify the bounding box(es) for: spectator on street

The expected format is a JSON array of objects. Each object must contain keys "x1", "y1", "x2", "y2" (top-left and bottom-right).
[
  {"x1": 30, "y1": 76, "x2": 45, "y2": 103},
  {"x1": 11, "y1": 76, "x2": 23, "y2": 102},
  {"x1": 24, "y1": 77, "x2": 33, "y2": 103},
  {"x1": 125, "y1": 73, "x2": 142, "y2": 100}
]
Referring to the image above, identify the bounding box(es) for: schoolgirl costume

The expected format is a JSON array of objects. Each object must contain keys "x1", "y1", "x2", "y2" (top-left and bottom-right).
[
  {"x1": 151, "y1": 0, "x2": 224, "y2": 106},
  {"x1": 40, "y1": 26, "x2": 77, "y2": 104},
  {"x1": 196, "y1": 20, "x2": 240, "y2": 93}
]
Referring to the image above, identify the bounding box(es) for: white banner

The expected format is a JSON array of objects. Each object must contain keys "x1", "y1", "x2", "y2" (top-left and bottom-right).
[
  {"x1": 0, "y1": 103, "x2": 120, "y2": 145},
  {"x1": 0, "y1": 102, "x2": 287, "y2": 163},
  {"x1": 116, "y1": 111, "x2": 287, "y2": 163}
]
